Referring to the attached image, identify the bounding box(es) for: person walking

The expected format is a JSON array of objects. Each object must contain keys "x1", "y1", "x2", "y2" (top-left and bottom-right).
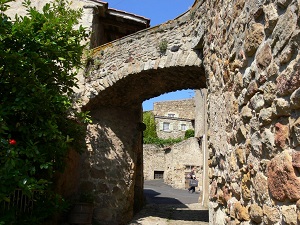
[{"x1": 188, "y1": 167, "x2": 198, "y2": 193}]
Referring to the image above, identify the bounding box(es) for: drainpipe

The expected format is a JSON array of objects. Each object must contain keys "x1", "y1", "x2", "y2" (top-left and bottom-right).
[
  {"x1": 199, "y1": 89, "x2": 208, "y2": 207},
  {"x1": 201, "y1": 134, "x2": 208, "y2": 207}
]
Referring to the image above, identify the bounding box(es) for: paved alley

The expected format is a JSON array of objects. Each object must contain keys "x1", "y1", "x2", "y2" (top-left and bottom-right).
[{"x1": 127, "y1": 180, "x2": 209, "y2": 225}]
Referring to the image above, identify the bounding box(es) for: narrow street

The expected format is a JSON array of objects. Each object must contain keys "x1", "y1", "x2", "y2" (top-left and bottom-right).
[{"x1": 127, "y1": 180, "x2": 209, "y2": 225}]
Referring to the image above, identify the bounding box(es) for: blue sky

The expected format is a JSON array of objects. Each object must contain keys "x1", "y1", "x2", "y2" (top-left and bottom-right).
[
  {"x1": 105, "y1": 0, "x2": 196, "y2": 111},
  {"x1": 107, "y1": 0, "x2": 195, "y2": 26}
]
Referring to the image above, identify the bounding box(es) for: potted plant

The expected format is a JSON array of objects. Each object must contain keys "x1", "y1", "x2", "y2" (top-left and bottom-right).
[{"x1": 68, "y1": 192, "x2": 95, "y2": 224}]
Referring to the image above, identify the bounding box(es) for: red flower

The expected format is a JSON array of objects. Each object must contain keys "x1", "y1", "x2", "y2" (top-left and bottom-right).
[{"x1": 9, "y1": 139, "x2": 16, "y2": 145}]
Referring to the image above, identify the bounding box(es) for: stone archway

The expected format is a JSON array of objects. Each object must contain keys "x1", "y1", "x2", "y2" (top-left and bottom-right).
[
  {"x1": 80, "y1": 65, "x2": 207, "y2": 224},
  {"x1": 79, "y1": 0, "x2": 300, "y2": 222},
  {"x1": 75, "y1": 2, "x2": 208, "y2": 222}
]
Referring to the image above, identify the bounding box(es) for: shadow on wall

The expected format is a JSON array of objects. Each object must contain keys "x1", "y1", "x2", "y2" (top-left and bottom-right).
[{"x1": 78, "y1": 106, "x2": 142, "y2": 224}]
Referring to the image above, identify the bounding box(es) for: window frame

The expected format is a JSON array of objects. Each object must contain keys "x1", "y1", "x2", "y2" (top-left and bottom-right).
[{"x1": 163, "y1": 122, "x2": 170, "y2": 131}]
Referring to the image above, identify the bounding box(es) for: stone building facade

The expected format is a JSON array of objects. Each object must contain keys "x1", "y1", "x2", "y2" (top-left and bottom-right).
[
  {"x1": 143, "y1": 137, "x2": 202, "y2": 191},
  {"x1": 144, "y1": 98, "x2": 203, "y2": 191},
  {"x1": 143, "y1": 145, "x2": 166, "y2": 180},
  {"x1": 153, "y1": 99, "x2": 195, "y2": 139}
]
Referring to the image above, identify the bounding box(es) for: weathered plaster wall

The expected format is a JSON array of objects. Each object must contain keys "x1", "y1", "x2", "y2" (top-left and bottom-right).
[{"x1": 195, "y1": 89, "x2": 208, "y2": 138}]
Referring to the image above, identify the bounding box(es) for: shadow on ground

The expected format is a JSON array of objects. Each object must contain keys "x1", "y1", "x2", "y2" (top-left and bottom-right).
[
  {"x1": 144, "y1": 189, "x2": 190, "y2": 205},
  {"x1": 128, "y1": 187, "x2": 209, "y2": 224}
]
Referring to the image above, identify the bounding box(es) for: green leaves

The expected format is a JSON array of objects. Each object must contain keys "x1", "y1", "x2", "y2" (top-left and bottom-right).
[
  {"x1": 0, "y1": 0, "x2": 14, "y2": 11},
  {"x1": 184, "y1": 129, "x2": 195, "y2": 139},
  {"x1": 142, "y1": 111, "x2": 158, "y2": 140},
  {"x1": 143, "y1": 136, "x2": 183, "y2": 147},
  {"x1": 0, "y1": 0, "x2": 88, "y2": 223},
  {"x1": 142, "y1": 111, "x2": 183, "y2": 146}
]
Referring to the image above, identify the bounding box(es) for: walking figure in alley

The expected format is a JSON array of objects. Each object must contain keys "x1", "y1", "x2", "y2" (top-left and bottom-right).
[{"x1": 188, "y1": 167, "x2": 198, "y2": 193}]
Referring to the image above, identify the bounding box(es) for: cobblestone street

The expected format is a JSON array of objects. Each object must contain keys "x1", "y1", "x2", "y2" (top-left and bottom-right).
[{"x1": 127, "y1": 180, "x2": 209, "y2": 225}]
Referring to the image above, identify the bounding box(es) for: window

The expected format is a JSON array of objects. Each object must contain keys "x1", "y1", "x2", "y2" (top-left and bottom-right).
[
  {"x1": 154, "y1": 171, "x2": 164, "y2": 179},
  {"x1": 178, "y1": 123, "x2": 188, "y2": 131},
  {"x1": 160, "y1": 122, "x2": 173, "y2": 131},
  {"x1": 165, "y1": 112, "x2": 178, "y2": 117},
  {"x1": 185, "y1": 165, "x2": 195, "y2": 170},
  {"x1": 163, "y1": 122, "x2": 170, "y2": 131}
]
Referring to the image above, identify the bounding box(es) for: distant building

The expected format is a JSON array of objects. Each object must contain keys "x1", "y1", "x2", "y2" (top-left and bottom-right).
[
  {"x1": 6, "y1": 0, "x2": 150, "y2": 49},
  {"x1": 89, "y1": 1, "x2": 150, "y2": 48},
  {"x1": 144, "y1": 97, "x2": 203, "y2": 191},
  {"x1": 153, "y1": 99, "x2": 195, "y2": 139}
]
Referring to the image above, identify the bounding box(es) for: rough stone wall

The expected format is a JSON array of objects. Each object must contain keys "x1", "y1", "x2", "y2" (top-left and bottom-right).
[
  {"x1": 5, "y1": 1, "x2": 204, "y2": 224},
  {"x1": 155, "y1": 117, "x2": 194, "y2": 139},
  {"x1": 79, "y1": 5, "x2": 205, "y2": 110},
  {"x1": 199, "y1": 0, "x2": 300, "y2": 224},
  {"x1": 51, "y1": 0, "x2": 300, "y2": 223},
  {"x1": 143, "y1": 144, "x2": 165, "y2": 180},
  {"x1": 82, "y1": 106, "x2": 142, "y2": 225},
  {"x1": 143, "y1": 138, "x2": 202, "y2": 191},
  {"x1": 153, "y1": 99, "x2": 195, "y2": 119},
  {"x1": 164, "y1": 138, "x2": 202, "y2": 190},
  {"x1": 153, "y1": 99, "x2": 195, "y2": 139}
]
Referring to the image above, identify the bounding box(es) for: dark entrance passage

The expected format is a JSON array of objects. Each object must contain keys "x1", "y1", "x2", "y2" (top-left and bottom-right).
[{"x1": 154, "y1": 171, "x2": 164, "y2": 179}]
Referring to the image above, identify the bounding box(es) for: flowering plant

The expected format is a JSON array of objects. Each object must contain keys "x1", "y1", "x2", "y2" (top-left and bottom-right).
[
  {"x1": 0, "y1": 0, "x2": 89, "y2": 223},
  {"x1": 8, "y1": 139, "x2": 16, "y2": 145}
]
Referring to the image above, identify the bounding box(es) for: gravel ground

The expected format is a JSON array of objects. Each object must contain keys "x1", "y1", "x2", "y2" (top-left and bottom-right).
[{"x1": 127, "y1": 180, "x2": 209, "y2": 225}]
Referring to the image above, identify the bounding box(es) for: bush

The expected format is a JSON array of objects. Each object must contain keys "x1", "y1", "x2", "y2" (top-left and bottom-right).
[
  {"x1": 184, "y1": 129, "x2": 195, "y2": 139},
  {"x1": 143, "y1": 136, "x2": 183, "y2": 147},
  {"x1": 142, "y1": 111, "x2": 158, "y2": 140},
  {"x1": 0, "y1": 0, "x2": 89, "y2": 223}
]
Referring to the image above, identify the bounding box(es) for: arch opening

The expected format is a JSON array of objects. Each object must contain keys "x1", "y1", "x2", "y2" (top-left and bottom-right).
[
  {"x1": 81, "y1": 64, "x2": 209, "y2": 224},
  {"x1": 83, "y1": 65, "x2": 206, "y2": 111}
]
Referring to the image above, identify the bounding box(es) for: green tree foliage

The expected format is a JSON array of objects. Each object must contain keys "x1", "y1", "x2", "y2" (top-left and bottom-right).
[
  {"x1": 184, "y1": 129, "x2": 195, "y2": 139},
  {"x1": 142, "y1": 111, "x2": 157, "y2": 140},
  {"x1": 0, "y1": 0, "x2": 89, "y2": 223}
]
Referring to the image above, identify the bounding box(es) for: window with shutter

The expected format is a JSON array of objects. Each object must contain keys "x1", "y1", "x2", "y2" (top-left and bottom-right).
[
  {"x1": 159, "y1": 122, "x2": 164, "y2": 130},
  {"x1": 163, "y1": 122, "x2": 170, "y2": 131},
  {"x1": 169, "y1": 123, "x2": 173, "y2": 131}
]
